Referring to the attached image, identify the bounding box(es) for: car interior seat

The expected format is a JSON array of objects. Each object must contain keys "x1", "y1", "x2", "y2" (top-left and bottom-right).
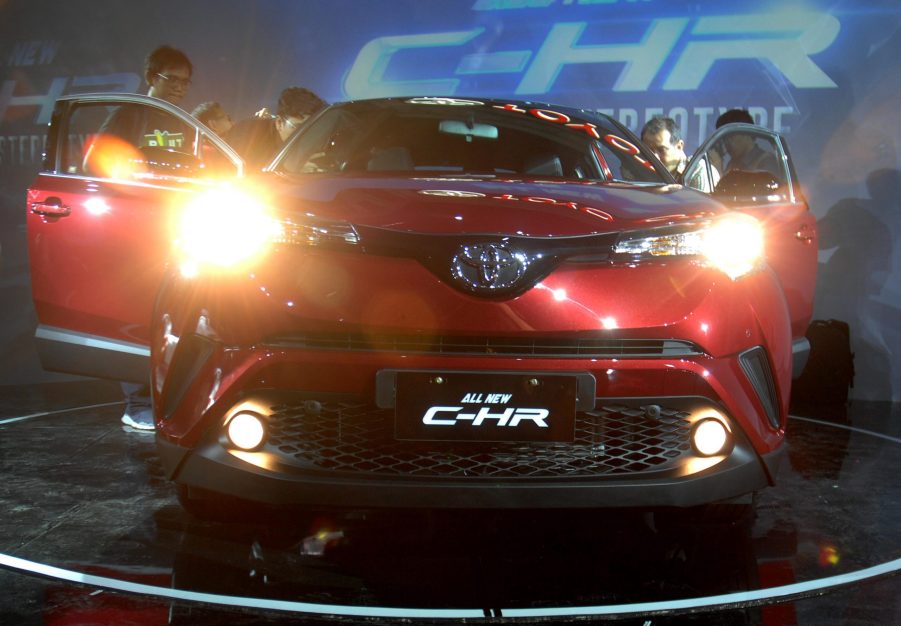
[
  {"x1": 367, "y1": 146, "x2": 414, "y2": 171},
  {"x1": 524, "y1": 153, "x2": 563, "y2": 176}
]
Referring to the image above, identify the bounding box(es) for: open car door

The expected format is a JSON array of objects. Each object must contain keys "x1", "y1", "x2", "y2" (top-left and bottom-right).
[
  {"x1": 27, "y1": 93, "x2": 242, "y2": 383},
  {"x1": 683, "y1": 123, "x2": 817, "y2": 376}
]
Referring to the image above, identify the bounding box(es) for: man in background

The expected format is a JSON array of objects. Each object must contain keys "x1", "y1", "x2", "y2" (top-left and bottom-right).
[
  {"x1": 226, "y1": 87, "x2": 326, "y2": 170},
  {"x1": 640, "y1": 116, "x2": 688, "y2": 179},
  {"x1": 192, "y1": 101, "x2": 234, "y2": 136},
  {"x1": 715, "y1": 108, "x2": 754, "y2": 129},
  {"x1": 723, "y1": 131, "x2": 781, "y2": 177}
]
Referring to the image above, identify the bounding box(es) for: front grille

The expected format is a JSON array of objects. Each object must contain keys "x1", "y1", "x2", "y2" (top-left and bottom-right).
[
  {"x1": 264, "y1": 334, "x2": 702, "y2": 359},
  {"x1": 265, "y1": 400, "x2": 693, "y2": 478}
]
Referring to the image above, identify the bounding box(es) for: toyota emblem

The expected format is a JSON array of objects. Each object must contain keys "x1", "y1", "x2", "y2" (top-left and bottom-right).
[{"x1": 451, "y1": 243, "x2": 528, "y2": 292}]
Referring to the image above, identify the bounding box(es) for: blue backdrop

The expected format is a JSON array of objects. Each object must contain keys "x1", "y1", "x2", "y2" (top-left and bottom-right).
[{"x1": 1, "y1": 0, "x2": 898, "y2": 399}]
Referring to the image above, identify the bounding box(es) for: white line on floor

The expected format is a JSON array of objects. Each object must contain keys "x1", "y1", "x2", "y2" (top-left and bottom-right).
[
  {"x1": 0, "y1": 401, "x2": 124, "y2": 426},
  {"x1": 0, "y1": 552, "x2": 899, "y2": 619},
  {"x1": 789, "y1": 414, "x2": 901, "y2": 445}
]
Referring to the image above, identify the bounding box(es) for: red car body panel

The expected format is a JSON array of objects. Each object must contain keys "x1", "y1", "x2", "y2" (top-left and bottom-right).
[{"x1": 27, "y1": 174, "x2": 196, "y2": 345}]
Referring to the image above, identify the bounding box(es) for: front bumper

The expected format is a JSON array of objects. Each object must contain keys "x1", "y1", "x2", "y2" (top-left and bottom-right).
[
  {"x1": 153, "y1": 264, "x2": 791, "y2": 510},
  {"x1": 157, "y1": 392, "x2": 783, "y2": 509}
]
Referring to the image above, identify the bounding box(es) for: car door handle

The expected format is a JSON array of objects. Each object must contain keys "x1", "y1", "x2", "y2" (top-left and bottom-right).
[{"x1": 31, "y1": 197, "x2": 71, "y2": 217}]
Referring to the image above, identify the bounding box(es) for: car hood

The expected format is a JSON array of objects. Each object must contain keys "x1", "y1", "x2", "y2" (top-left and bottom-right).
[{"x1": 257, "y1": 174, "x2": 725, "y2": 237}]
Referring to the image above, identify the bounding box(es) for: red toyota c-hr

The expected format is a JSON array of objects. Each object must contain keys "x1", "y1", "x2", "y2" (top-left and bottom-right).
[{"x1": 27, "y1": 94, "x2": 816, "y2": 514}]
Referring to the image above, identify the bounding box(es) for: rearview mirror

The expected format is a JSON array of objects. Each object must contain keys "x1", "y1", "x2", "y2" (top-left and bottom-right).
[{"x1": 439, "y1": 120, "x2": 498, "y2": 141}]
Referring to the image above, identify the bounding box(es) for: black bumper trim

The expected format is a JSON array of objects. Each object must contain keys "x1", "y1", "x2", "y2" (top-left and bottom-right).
[{"x1": 156, "y1": 435, "x2": 777, "y2": 510}]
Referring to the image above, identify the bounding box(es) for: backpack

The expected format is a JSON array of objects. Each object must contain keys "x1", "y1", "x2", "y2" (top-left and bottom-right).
[{"x1": 790, "y1": 319, "x2": 855, "y2": 407}]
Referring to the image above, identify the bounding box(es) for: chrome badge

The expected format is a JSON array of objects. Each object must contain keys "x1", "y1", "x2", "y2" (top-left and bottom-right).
[
  {"x1": 452, "y1": 243, "x2": 528, "y2": 292},
  {"x1": 418, "y1": 189, "x2": 486, "y2": 198},
  {"x1": 405, "y1": 97, "x2": 483, "y2": 106}
]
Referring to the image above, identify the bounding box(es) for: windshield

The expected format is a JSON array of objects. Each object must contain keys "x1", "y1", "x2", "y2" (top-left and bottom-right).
[{"x1": 275, "y1": 98, "x2": 666, "y2": 183}]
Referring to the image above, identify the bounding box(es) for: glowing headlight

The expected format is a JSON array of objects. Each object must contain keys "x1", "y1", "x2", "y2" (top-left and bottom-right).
[
  {"x1": 226, "y1": 412, "x2": 266, "y2": 450},
  {"x1": 614, "y1": 213, "x2": 764, "y2": 280},
  {"x1": 699, "y1": 213, "x2": 764, "y2": 280},
  {"x1": 175, "y1": 186, "x2": 281, "y2": 273}
]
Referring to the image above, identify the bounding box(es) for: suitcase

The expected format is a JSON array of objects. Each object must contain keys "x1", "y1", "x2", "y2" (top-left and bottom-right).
[{"x1": 791, "y1": 319, "x2": 855, "y2": 406}]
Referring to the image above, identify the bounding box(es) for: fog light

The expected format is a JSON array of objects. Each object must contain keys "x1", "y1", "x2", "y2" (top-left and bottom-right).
[
  {"x1": 227, "y1": 412, "x2": 266, "y2": 450},
  {"x1": 692, "y1": 418, "x2": 730, "y2": 456}
]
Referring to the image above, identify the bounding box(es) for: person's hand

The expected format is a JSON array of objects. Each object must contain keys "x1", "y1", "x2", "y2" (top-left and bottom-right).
[{"x1": 301, "y1": 151, "x2": 334, "y2": 173}]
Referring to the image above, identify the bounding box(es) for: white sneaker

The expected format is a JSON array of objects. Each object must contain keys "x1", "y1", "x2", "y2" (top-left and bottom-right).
[{"x1": 121, "y1": 407, "x2": 155, "y2": 431}]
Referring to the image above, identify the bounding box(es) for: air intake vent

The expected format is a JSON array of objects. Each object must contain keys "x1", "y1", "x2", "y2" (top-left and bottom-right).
[{"x1": 739, "y1": 346, "x2": 780, "y2": 428}]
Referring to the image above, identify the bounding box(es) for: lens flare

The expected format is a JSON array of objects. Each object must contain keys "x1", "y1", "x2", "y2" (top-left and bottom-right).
[
  {"x1": 818, "y1": 544, "x2": 840, "y2": 566},
  {"x1": 175, "y1": 185, "x2": 281, "y2": 272},
  {"x1": 83, "y1": 135, "x2": 146, "y2": 180},
  {"x1": 701, "y1": 213, "x2": 764, "y2": 280}
]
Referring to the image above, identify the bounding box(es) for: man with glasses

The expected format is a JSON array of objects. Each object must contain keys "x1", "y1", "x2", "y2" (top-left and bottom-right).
[
  {"x1": 92, "y1": 45, "x2": 194, "y2": 431},
  {"x1": 97, "y1": 45, "x2": 194, "y2": 150},
  {"x1": 146, "y1": 46, "x2": 192, "y2": 106},
  {"x1": 225, "y1": 86, "x2": 326, "y2": 170}
]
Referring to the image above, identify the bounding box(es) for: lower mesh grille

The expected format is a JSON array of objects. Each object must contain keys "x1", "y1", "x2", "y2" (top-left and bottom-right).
[{"x1": 265, "y1": 400, "x2": 693, "y2": 478}]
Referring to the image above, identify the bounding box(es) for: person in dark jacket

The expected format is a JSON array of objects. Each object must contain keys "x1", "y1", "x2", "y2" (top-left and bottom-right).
[
  {"x1": 226, "y1": 87, "x2": 326, "y2": 170},
  {"x1": 107, "y1": 45, "x2": 194, "y2": 432}
]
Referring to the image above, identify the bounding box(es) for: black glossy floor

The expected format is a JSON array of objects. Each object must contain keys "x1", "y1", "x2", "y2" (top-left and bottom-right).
[{"x1": 1, "y1": 381, "x2": 899, "y2": 625}]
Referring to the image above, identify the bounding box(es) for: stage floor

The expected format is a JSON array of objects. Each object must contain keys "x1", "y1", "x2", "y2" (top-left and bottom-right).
[{"x1": 1, "y1": 380, "x2": 899, "y2": 625}]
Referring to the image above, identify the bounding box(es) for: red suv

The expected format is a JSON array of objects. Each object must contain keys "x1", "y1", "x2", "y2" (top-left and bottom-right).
[{"x1": 27, "y1": 95, "x2": 816, "y2": 513}]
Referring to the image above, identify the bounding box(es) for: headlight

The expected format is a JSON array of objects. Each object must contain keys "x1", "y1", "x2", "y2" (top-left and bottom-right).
[
  {"x1": 175, "y1": 186, "x2": 282, "y2": 275},
  {"x1": 614, "y1": 213, "x2": 764, "y2": 280},
  {"x1": 276, "y1": 218, "x2": 360, "y2": 247},
  {"x1": 174, "y1": 186, "x2": 361, "y2": 277},
  {"x1": 700, "y1": 213, "x2": 764, "y2": 280}
]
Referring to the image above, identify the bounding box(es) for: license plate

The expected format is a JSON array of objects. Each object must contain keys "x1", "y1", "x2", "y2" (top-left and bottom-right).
[{"x1": 395, "y1": 372, "x2": 576, "y2": 442}]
